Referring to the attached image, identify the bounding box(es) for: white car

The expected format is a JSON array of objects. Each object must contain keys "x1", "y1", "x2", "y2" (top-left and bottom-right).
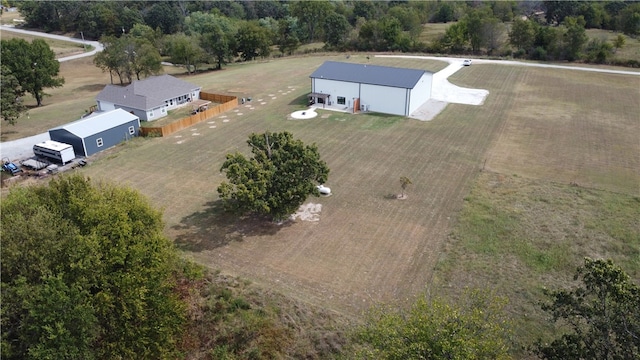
[
  {"x1": 317, "y1": 185, "x2": 331, "y2": 195},
  {"x1": 463, "y1": 59, "x2": 472, "y2": 66}
]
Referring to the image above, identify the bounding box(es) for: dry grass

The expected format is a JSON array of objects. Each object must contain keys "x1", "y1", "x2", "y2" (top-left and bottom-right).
[
  {"x1": 586, "y1": 28, "x2": 640, "y2": 61},
  {"x1": 1, "y1": 30, "x2": 638, "y2": 353},
  {"x1": 451, "y1": 65, "x2": 640, "y2": 195},
  {"x1": 76, "y1": 55, "x2": 499, "y2": 315},
  {"x1": 418, "y1": 22, "x2": 451, "y2": 44},
  {"x1": 433, "y1": 171, "x2": 640, "y2": 352},
  {"x1": 0, "y1": 29, "x2": 89, "y2": 58},
  {"x1": 0, "y1": 9, "x2": 23, "y2": 26}
]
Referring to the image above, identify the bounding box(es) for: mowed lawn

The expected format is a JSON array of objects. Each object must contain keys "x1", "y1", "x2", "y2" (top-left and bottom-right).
[
  {"x1": 76, "y1": 54, "x2": 638, "y2": 318},
  {"x1": 4, "y1": 47, "x2": 638, "y2": 333}
]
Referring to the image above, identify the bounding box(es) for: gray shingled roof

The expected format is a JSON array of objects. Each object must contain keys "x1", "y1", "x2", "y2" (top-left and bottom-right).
[
  {"x1": 50, "y1": 109, "x2": 139, "y2": 138},
  {"x1": 96, "y1": 74, "x2": 201, "y2": 110},
  {"x1": 309, "y1": 61, "x2": 428, "y2": 89}
]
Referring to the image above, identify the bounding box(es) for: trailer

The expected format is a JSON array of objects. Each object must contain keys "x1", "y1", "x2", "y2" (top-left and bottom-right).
[{"x1": 33, "y1": 140, "x2": 76, "y2": 165}]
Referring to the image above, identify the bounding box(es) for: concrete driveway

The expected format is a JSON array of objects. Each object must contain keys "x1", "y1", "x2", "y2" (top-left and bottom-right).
[{"x1": 376, "y1": 54, "x2": 639, "y2": 121}]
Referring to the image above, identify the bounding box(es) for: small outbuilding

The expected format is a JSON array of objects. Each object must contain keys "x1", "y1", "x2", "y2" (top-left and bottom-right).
[
  {"x1": 309, "y1": 61, "x2": 433, "y2": 116},
  {"x1": 49, "y1": 109, "x2": 140, "y2": 157}
]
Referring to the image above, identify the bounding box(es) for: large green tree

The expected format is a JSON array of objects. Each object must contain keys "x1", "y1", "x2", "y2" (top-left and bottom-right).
[
  {"x1": 509, "y1": 18, "x2": 535, "y2": 53},
  {"x1": 0, "y1": 38, "x2": 64, "y2": 106},
  {"x1": 1, "y1": 175, "x2": 186, "y2": 359},
  {"x1": 218, "y1": 131, "x2": 330, "y2": 221},
  {"x1": 535, "y1": 258, "x2": 640, "y2": 359},
  {"x1": 323, "y1": 12, "x2": 351, "y2": 49},
  {"x1": 94, "y1": 34, "x2": 162, "y2": 84},
  {"x1": 0, "y1": 65, "x2": 27, "y2": 125},
  {"x1": 290, "y1": 0, "x2": 332, "y2": 42},
  {"x1": 165, "y1": 32, "x2": 207, "y2": 74},
  {"x1": 235, "y1": 21, "x2": 272, "y2": 61},
  {"x1": 351, "y1": 290, "x2": 512, "y2": 359},
  {"x1": 562, "y1": 15, "x2": 588, "y2": 61}
]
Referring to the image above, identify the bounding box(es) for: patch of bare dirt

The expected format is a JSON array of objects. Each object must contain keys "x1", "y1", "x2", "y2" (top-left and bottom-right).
[{"x1": 291, "y1": 203, "x2": 322, "y2": 222}]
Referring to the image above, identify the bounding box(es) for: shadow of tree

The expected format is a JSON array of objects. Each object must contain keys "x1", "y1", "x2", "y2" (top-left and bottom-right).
[
  {"x1": 77, "y1": 83, "x2": 108, "y2": 92},
  {"x1": 172, "y1": 200, "x2": 292, "y2": 252}
]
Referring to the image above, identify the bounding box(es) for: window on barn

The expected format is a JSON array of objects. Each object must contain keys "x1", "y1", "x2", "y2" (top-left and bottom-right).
[
  {"x1": 96, "y1": 138, "x2": 103, "y2": 147},
  {"x1": 337, "y1": 97, "x2": 346, "y2": 105},
  {"x1": 128, "y1": 126, "x2": 135, "y2": 135},
  {"x1": 149, "y1": 110, "x2": 154, "y2": 118},
  {"x1": 161, "y1": 108, "x2": 166, "y2": 113}
]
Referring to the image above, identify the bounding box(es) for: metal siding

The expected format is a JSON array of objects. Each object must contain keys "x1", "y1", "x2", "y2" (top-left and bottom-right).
[
  {"x1": 84, "y1": 120, "x2": 139, "y2": 156},
  {"x1": 313, "y1": 78, "x2": 360, "y2": 107},
  {"x1": 360, "y1": 84, "x2": 407, "y2": 116},
  {"x1": 83, "y1": 134, "x2": 100, "y2": 157},
  {"x1": 408, "y1": 73, "x2": 433, "y2": 114},
  {"x1": 49, "y1": 129, "x2": 86, "y2": 157}
]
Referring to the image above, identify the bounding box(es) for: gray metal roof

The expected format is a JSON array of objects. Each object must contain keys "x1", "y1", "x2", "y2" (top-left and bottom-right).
[
  {"x1": 309, "y1": 61, "x2": 428, "y2": 89},
  {"x1": 50, "y1": 109, "x2": 139, "y2": 138},
  {"x1": 96, "y1": 74, "x2": 201, "y2": 110}
]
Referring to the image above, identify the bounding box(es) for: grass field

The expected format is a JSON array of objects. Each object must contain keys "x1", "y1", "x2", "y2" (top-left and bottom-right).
[
  {"x1": 0, "y1": 29, "x2": 90, "y2": 58},
  {"x1": 2, "y1": 30, "x2": 639, "y2": 354},
  {"x1": 71, "y1": 55, "x2": 638, "y2": 320}
]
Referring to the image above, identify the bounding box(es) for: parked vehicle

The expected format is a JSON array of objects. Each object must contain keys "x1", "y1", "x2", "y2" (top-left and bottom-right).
[
  {"x1": 463, "y1": 59, "x2": 472, "y2": 66},
  {"x1": 2, "y1": 158, "x2": 22, "y2": 175}
]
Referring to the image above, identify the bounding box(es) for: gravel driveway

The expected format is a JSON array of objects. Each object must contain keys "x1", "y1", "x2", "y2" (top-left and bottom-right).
[{"x1": 0, "y1": 25, "x2": 103, "y2": 162}]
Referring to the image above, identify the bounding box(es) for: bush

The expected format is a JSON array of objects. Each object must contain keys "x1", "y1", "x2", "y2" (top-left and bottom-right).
[
  {"x1": 531, "y1": 46, "x2": 548, "y2": 60},
  {"x1": 513, "y1": 48, "x2": 527, "y2": 58}
]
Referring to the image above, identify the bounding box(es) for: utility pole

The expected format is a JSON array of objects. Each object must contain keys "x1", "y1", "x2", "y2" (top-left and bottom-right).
[{"x1": 80, "y1": 31, "x2": 87, "y2": 51}]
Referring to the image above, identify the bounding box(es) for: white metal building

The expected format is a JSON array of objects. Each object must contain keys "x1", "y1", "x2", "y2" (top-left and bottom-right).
[{"x1": 309, "y1": 61, "x2": 433, "y2": 117}]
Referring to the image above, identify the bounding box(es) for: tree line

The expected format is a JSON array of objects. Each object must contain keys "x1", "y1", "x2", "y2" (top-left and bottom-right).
[{"x1": 14, "y1": 1, "x2": 640, "y2": 69}]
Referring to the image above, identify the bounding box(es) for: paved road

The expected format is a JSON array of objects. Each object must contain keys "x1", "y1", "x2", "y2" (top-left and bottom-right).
[
  {"x1": 0, "y1": 25, "x2": 104, "y2": 61},
  {"x1": 377, "y1": 54, "x2": 640, "y2": 76}
]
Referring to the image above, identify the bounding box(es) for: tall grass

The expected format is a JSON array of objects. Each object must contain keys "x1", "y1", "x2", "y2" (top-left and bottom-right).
[{"x1": 434, "y1": 171, "x2": 640, "y2": 354}]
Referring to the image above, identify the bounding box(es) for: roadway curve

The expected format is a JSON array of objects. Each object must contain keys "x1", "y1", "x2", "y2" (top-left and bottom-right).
[
  {"x1": 0, "y1": 25, "x2": 104, "y2": 61},
  {"x1": 1, "y1": 26, "x2": 105, "y2": 161}
]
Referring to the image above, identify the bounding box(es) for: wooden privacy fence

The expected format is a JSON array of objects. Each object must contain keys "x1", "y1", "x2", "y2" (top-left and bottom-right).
[{"x1": 140, "y1": 92, "x2": 237, "y2": 137}]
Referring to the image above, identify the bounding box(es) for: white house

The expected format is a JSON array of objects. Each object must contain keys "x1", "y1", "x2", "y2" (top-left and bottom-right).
[
  {"x1": 95, "y1": 74, "x2": 201, "y2": 121},
  {"x1": 309, "y1": 61, "x2": 433, "y2": 117}
]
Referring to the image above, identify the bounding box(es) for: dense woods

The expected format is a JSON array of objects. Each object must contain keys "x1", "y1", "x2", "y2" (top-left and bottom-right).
[{"x1": 14, "y1": 0, "x2": 640, "y2": 68}]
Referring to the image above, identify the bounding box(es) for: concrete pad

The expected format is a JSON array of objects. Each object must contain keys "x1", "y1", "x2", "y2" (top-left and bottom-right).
[{"x1": 291, "y1": 108, "x2": 318, "y2": 119}]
